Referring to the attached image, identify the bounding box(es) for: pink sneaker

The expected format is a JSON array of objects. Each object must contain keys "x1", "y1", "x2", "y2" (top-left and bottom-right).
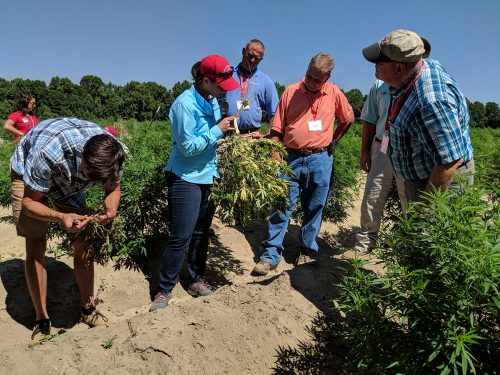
[
  {"x1": 188, "y1": 280, "x2": 213, "y2": 297},
  {"x1": 149, "y1": 291, "x2": 173, "y2": 311}
]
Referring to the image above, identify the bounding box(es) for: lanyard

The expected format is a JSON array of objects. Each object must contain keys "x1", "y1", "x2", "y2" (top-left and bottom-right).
[
  {"x1": 306, "y1": 91, "x2": 324, "y2": 120},
  {"x1": 239, "y1": 74, "x2": 251, "y2": 98},
  {"x1": 384, "y1": 61, "x2": 424, "y2": 132}
]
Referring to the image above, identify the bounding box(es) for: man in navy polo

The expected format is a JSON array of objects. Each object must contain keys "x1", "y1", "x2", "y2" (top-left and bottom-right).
[{"x1": 222, "y1": 39, "x2": 279, "y2": 135}]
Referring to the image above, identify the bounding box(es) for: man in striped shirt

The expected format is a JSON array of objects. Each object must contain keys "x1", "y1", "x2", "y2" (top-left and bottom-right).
[
  {"x1": 362, "y1": 29, "x2": 474, "y2": 203},
  {"x1": 10, "y1": 117, "x2": 127, "y2": 339}
]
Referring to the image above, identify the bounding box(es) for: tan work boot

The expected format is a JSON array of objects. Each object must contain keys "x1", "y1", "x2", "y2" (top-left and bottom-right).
[{"x1": 252, "y1": 261, "x2": 275, "y2": 276}]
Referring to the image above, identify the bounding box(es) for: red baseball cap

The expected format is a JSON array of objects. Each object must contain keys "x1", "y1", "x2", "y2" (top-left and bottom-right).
[{"x1": 200, "y1": 55, "x2": 239, "y2": 91}]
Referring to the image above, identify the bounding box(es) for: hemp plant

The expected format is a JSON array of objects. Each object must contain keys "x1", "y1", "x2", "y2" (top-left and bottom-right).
[
  {"x1": 336, "y1": 183, "x2": 500, "y2": 374},
  {"x1": 211, "y1": 136, "x2": 292, "y2": 227}
]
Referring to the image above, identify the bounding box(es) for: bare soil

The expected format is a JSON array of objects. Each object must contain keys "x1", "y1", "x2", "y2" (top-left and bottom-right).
[{"x1": 0, "y1": 181, "x2": 383, "y2": 375}]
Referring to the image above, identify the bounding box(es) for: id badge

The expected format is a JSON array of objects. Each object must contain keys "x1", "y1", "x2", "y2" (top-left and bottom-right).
[
  {"x1": 380, "y1": 135, "x2": 389, "y2": 154},
  {"x1": 308, "y1": 119, "x2": 323, "y2": 132},
  {"x1": 236, "y1": 100, "x2": 250, "y2": 111}
]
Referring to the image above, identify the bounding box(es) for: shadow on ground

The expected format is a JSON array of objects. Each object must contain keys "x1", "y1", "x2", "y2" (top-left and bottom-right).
[
  {"x1": 240, "y1": 220, "x2": 345, "y2": 265},
  {"x1": 134, "y1": 233, "x2": 247, "y2": 300},
  {"x1": 270, "y1": 224, "x2": 373, "y2": 374},
  {"x1": 0, "y1": 257, "x2": 82, "y2": 330},
  {"x1": 206, "y1": 236, "x2": 246, "y2": 287}
]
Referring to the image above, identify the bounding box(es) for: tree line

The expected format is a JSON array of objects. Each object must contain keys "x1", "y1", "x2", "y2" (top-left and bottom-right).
[{"x1": 0, "y1": 76, "x2": 498, "y2": 128}]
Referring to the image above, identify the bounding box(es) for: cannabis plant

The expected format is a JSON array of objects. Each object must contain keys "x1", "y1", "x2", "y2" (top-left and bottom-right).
[
  {"x1": 211, "y1": 136, "x2": 292, "y2": 227},
  {"x1": 336, "y1": 184, "x2": 499, "y2": 374}
]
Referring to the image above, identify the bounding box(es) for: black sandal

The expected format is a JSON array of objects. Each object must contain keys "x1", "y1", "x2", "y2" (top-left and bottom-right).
[{"x1": 31, "y1": 318, "x2": 51, "y2": 340}]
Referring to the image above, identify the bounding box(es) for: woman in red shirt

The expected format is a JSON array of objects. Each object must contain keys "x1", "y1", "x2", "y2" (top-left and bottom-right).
[{"x1": 3, "y1": 94, "x2": 38, "y2": 142}]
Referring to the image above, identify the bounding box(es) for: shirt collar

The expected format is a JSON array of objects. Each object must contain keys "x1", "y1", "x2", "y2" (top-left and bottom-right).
[
  {"x1": 190, "y1": 85, "x2": 216, "y2": 115},
  {"x1": 236, "y1": 64, "x2": 258, "y2": 78}
]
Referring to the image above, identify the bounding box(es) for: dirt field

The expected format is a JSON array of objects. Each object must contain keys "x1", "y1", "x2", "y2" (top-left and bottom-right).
[{"x1": 0, "y1": 182, "x2": 382, "y2": 375}]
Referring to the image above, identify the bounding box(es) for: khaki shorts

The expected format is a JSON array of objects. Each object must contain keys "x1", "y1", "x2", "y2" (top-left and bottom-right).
[{"x1": 11, "y1": 173, "x2": 88, "y2": 239}]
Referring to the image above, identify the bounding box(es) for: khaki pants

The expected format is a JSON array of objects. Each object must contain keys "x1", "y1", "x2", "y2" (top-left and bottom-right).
[
  {"x1": 11, "y1": 173, "x2": 87, "y2": 239},
  {"x1": 355, "y1": 141, "x2": 406, "y2": 251}
]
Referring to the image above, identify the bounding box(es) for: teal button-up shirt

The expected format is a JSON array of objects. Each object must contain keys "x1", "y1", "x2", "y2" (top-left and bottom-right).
[{"x1": 164, "y1": 86, "x2": 224, "y2": 184}]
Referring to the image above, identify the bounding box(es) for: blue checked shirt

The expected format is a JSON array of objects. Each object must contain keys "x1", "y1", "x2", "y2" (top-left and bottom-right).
[
  {"x1": 11, "y1": 118, "x2": 121, "y2": 207},
  {"x1": 389, "y1": 59, "x2": 473, "y2": 180}
]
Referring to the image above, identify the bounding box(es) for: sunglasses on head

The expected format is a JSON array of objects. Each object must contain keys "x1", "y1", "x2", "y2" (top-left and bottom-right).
[{"x1": 204, "y1": 66, "x2": 234, "y2": 79}]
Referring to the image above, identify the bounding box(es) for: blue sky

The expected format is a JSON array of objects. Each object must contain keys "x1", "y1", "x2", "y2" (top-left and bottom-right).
[{"x1": 1, "y1": 0, "x2": 499, "y2": 103}]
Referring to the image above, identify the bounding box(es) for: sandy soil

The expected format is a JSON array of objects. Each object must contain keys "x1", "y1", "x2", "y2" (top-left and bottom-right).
[{"x1": 0, "y1": 179, "x2": 383, "y2": 375}]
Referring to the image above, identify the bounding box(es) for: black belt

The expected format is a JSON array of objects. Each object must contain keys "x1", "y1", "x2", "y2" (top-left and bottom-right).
[
  {"x1": 459, "y1": 159, "x2": 472, "y2": 168},
  {"x1": 287, "y1": 147, "x2": 327, "y2": 156},
  {"x1": 374, "y1": 137, "x2": 382, "y2": 143}
]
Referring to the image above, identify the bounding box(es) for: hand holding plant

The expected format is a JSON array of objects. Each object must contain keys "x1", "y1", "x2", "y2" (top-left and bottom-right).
[{"x1": 217, "y1": 116, "x2": 236, "y2": 133}]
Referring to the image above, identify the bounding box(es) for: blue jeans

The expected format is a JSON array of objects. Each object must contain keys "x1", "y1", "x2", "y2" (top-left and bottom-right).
[
  {"x1": 260, "y1": 151, "x2": 333, "y2": 267},
  {"x1": 158, "y1": 172, "x2": 215, "y2": 293}
]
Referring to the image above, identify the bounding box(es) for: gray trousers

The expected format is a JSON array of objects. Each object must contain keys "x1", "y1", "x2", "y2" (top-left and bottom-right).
[
  {"x1": 403, "y1": 159, "x2": 475, "y2": 206},
  {"x1": 355, "y1": 141, "x2": 406, "y2": 251}
]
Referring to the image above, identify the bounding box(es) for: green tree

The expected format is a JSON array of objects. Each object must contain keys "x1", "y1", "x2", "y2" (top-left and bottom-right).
[
  {"x1": 345, "y1": 88, "x2": 364, "y2": 119},
  {"x1": 485, "y1": 102, "x2": 500, "y2": 128},
  {"x1": 468, "y1": 100, "x2": 486, "y2": 127},
  {"x1": 80, "y1": 75, "x2": 104, "y2": 97},
  {"x1": 274, "y1": 82, "x2": 285, "y2": 98}
]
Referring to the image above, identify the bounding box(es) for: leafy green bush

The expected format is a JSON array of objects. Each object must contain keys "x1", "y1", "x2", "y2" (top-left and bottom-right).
[
  {"x1": 211, "y1": 136, "x2": 292, "y2": 227},
  {"x1": 336, "y1": 184, "x2": 499, "y2": 374},
  {"x1": 0, "y1": 139, "x2": 15, "y2": 207},
  {"x1": 470, "y1": 127, "x2": 500, "y2": 190}
]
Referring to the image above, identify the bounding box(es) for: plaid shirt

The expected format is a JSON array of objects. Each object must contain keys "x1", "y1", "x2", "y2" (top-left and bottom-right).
[
  {"x1": 11, "y1": 118, "x2": 110, "y2": 207},
  {"x1": 389, "y1": 59, "x2": 473, "y2": 180}
]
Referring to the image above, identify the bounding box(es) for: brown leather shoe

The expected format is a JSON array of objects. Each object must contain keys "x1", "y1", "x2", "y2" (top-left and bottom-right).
[{"x1": 252, "y1": 261, "x2": 276, "y2": 276}]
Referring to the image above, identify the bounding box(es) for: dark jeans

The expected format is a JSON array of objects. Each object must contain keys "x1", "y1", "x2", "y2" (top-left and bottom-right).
[{"x1": 158, "y1": 172, "x2": 215, "y2": 293}]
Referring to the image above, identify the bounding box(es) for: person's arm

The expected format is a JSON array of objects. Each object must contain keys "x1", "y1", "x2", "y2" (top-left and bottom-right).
[
  {"x1": 264, "y1": 77, "x2": 280, "y2": 137},
  {"x1": 269, "y1": 128, "x2": 283, "y2": 161},
  {"x1": 95, "y1": 184, "x2": 121, "y2": 225},
  {"x1": 3, "y1": 119, "x2": 24, "y2": 138},
  {"x1": 425, "y1": 159, "x2": 462, "y2": 192},
  {"x1": 360, "y1": 122, "x2": 376, "y2": 172},
  {"x1": 332, "y1": 89, "x2": 355, "y2": 143},
  {"x1": 265, "y1": 116, "x2": 274, "y2": 136},
  {"x1": 170, "y1": 102, "x2": 234, "y2": 157},
  {"x1": 416, "y1": 100, "x2": 468, "y2": 192},
  {"x1": 267, "y1": 90, "x2": 287, "y2": 161},
  {"x1": 22, "y1": 188, "x2": 89, "y2": 232}
]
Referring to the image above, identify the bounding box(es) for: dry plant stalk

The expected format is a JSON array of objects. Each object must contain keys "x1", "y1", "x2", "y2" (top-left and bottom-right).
[{"x1": 232, "y1": 98, "x2": 250, "y2": 135}]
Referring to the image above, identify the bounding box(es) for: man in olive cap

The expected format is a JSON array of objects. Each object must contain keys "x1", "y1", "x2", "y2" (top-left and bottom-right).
[{"x1": 362, "y1": 29, "x2": 474, "y2": 203}]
